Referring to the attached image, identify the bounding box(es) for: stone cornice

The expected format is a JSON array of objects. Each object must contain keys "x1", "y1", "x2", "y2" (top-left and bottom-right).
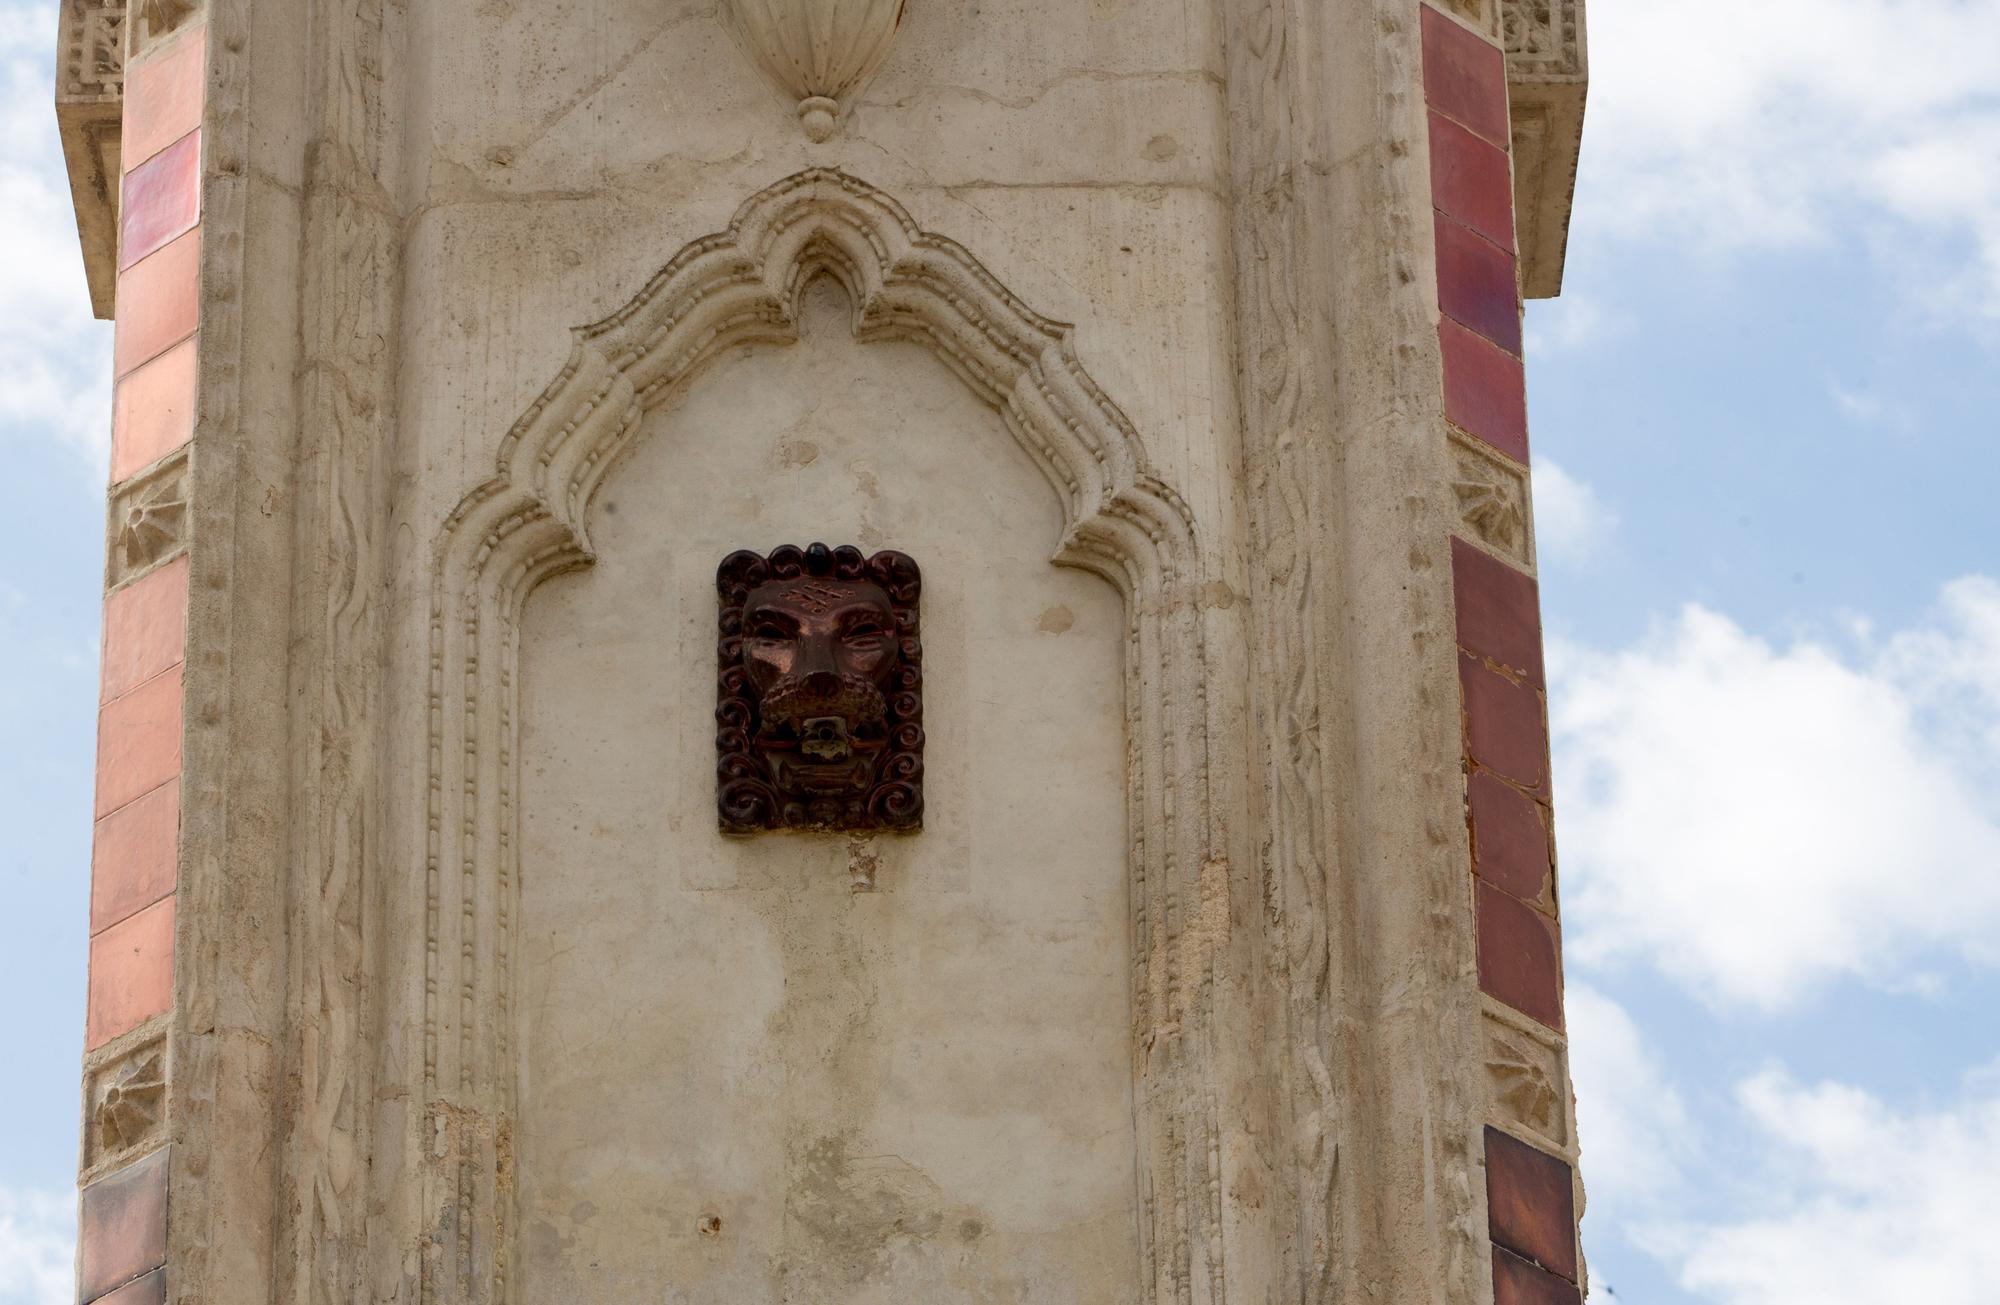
[{"x1": 1504, "y1": 0, "x2": 1588, "y2": 299}]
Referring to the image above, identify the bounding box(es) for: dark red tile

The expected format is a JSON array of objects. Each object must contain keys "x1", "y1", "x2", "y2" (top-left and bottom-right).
[
  {"x1": 1477, "y1": 881, "x2": 1564, "y2": 1030},
  {"x1": 1430, "y1": 110, "x2": 1514, "y2": 250},
  {"x1": 114, "y1": 230, "x2": 201, "y2": 380},
  {"x1": 111, "y1": 339, "x2": 197, "y2": 483},
  {"x1": 1440, "y1": 317, "x2": 1529, "y2": 462},
  {"x1": 87, "y1": 897, "x2": 176, "y2": 1050},
  {"x1": 77, "y1": 1147, "x2": 168, "y2": 1301},
  {"x1": 1453, "y1": 537, "x2": 1543, "y2": 686},
  {"x1": 102, "y1": 556, "x2": 189, "y2": 704},
  {"x1": 1492, "y1": 1246, "x2": 1581, "y2": 1305},
  {"x1": 120, "y1": 130, "x2": 201, "y2": 271},
  {"x1": 1467, "y1": 770, "x2": 1553, "y2": 909},
  {"x1": 1459, "y1": 652, "x2": 1547, "y2": 796},
  {"x1": 1485, "y1": 1127, "x2": 1578, "y2": 1280},
  {"x1": 1436, "y1": 214, "x2": 1522, "y2": 355},
  {"x1": 124, "y1": 29, "x2": 205, "y2": 169},
  {"x1": 95, "y1": 665, "x2": 183, "y2": 820},
  {"x1": 1422, "y1": 5, "x2": 1509, "y2": 146},
  {"x1": 91, "y1": 779, "x2": 179, "y2": 936}
]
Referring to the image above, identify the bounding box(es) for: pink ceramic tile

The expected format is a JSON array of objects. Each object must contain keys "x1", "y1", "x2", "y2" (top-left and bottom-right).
[
  {"x1": 111, "y1": 339, "x2": 197, "y2": 484},
  {"x1": 95, "y1": 665, "x2": 183, "y2": 820},
  {"x1": 113, "y1": 230, "x2": 201, "y2": 380},
  {"x1": 1436, "y1": 214, "x2": 1522, "y2": 355},
  {"x1": 102, "y1": 556, "x2": 189, "y2": 704},
  {"x1": 86, "y1": 897, "x2": 175, "y2": 1051},
  {"x1": 1440, "y1": 318, "x2": 1529, "y2": 462},
  {"x1": 1422, "y1": 5, "x2": 1509, "y2": 146},
  {"x1": 1430, "y1": 110, "x2": 1515, "y2": 251},
  {"x1": 124, "y1": 28, "x2": 206, "y2": 169},
  {"x1": 91, "y1": 779, "x2": 180, "y2": 936},
  {"x1": 120, "y1": 130, "x2": 201, "y2": 271}
]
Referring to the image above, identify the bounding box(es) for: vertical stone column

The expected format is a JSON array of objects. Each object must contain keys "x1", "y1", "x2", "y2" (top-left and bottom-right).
[
  {"x1": 1423, "y1": 6, "x2": 1587, "y2": 1302},
  {"x1": 78, "y1": 11, "x2": 208, "y2": 1304}
]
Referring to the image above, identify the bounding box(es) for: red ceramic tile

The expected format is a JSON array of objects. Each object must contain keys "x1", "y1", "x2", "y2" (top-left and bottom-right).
[
  {"x1": 95, "y1": 665, "x2": 183, "y2": 820},
  {"x1": 1459, "y1": 653, "x2": 1548, "y2": 796},
  {"x1": 77, "y1": 1147, "x2": 168, "y2": 1301},
  {"x1": 1430, "y1": 110, "x2": 1514, "y2": 250},
  {"x1": 1453, "y1": 537, "x2": 1544, "y2": 686},
  {"x1": 87, "y1": 897, "x2": 175, "y2": 1050},
  {"x1": 114, "y1": 230, "x2": 201, "y2": 380},
  {"x1": 124, "y1": 28, "x2": 206, "y2": 169},
  {"x1": 103, "y1": 557, "x2": 189, "y2": 704},
  {"x1": 94, "y1": 1268, "x2": 168, "y2": 1305},
  {"x1": 1422, "y1": 5, "x2": 1509, "y2": 146},
  {"x1": 1492, "y1": 1247, "x2": 1581, "y2": 1305},
  {"x1": 1477, "y1": 881, "x2": 1564, "y2": 1030},
  {"x1": 1467, "y1": 770, "x2": 1553, "y2": 909},
  {"x1": 1485, "y1": 1127, "x2": 1578, "y2": 1280},
  {"x1": 112, "y1": 339, "x2": 198, "y2": 483},
  {"x1": 1436, "y1": 214, "x2": 1522, "y2": 355},
  {"x1": 91, "y1": 779, "x2": 180, "y2": 936},
  {"x1": 1441, "y1": 317, "x2": 1529, "y2": 463},
  {"x1": 120, "y1": 130, "x2": 201, "y2": 271}
]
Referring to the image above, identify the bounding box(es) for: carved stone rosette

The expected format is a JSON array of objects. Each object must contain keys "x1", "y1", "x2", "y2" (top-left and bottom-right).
[{"x1": 721, "y1": 0, "x2": 906, "y2": 141}]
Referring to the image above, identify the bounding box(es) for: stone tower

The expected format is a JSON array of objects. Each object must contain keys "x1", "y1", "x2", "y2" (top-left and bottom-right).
[{"x1": 57, "y1": 0, "x2": 1590, "y2": 1301}]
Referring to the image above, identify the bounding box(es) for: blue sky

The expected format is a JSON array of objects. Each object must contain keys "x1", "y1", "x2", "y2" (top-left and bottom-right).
[{"x1": 3, "y1": 1, "x2": 1997, "y2": 1299}]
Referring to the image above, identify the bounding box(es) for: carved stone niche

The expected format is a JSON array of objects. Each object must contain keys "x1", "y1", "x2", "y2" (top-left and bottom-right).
[
  {"x1": 1504, "y1": 0, "x2": 1589, "y2": 298},
  {"x1": 716, "y1": 542, "x2": 923, "y2": 833},
  {"x1": 56, "y1": 0, "x2": 125, "y2": 319}
]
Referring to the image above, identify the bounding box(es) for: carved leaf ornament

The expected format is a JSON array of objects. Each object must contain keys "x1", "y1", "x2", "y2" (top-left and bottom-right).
[{"x1": 723, "y1": 0, "x2": 906, "y2": 140}]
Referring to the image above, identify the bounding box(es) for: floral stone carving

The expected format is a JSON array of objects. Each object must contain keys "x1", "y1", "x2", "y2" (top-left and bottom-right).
[
  {"x1": 721, "y1": 0, "x2": 906, "y2": 141},
  {"x1": 716, "y1": 542, "x2": 923, "y2": 832}
]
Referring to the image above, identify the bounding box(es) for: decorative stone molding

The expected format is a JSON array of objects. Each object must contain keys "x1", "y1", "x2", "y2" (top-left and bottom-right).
[
  {"x1": 56, "y1": 0, "x2": 124, "y2": 319},
  {"x1": 107, "y1": 450, "x2": 191, "y2": 591},
  {"x1": 423, "y1": 168, "x2": 1224, "y2": 1303},
  {"x1": 1482, "y1": 1005, "x2": 1568, "y2": 1152},
  {"x1": 83, "y1": 1032, "x2": 169, "y2": 1178},
  {"x1": 130, "y1": 0, "x2": 205, "y2": 60},
  {"x1": 721, "y1": 0, "x2": 905, "y2": 141},
  {"x1": 1451, "y1": 432, "x2": 1531, "y2": 569},
  {"x1": 1503, "y1": 0, "x2": 1587, "y2": 298},
  {"x1": 1436, "y1": 0, "x2": 1500, "y2": 41}
]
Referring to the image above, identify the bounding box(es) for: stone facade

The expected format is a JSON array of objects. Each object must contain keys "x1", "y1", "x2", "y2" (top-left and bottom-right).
[{"x1": 63, "y1": 2, "x2": 1589, "y2": 1302}]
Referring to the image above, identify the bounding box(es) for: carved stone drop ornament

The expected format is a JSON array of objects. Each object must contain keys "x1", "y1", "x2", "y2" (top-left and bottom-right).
[
  {"x1": 717, "y1": 543, "x2": 922, "y2": 832},
  {"x1": 720, "y1": 0, "x2": 906, "y2": 141}
]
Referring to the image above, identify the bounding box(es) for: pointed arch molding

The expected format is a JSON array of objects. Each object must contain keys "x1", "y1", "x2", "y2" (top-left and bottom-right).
[{"x1": 422, "y1": 168, "x2": 1228, "y2": 1302}]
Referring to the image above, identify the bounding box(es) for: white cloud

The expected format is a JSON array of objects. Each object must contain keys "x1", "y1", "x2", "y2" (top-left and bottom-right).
[
  {"x1": 1582, "y1": 0, "x2": 2000, "y2": 315},
  {"x1": 1530, "y1": 459, "x2": 1617, "y2": 568},
  {"x1": 1524, "y1": 292, "x2": 1631, "y2": 356},
  {"x1": 0, "y1": 1185, "x2": 72, "y2": 1305},
  {"x1": 1550, "y1": 577, "x2": 2000, "y2": 1009},
  {"x1": 0, "y1": 5, "x2": 113, "y2": 468},
  {"x1": 1658, "y1": 1064, "x2": 2000, "y2": 1305},
  {"x1": 1567, "y1": 983, "x2": 1692, "y2": 1216}
]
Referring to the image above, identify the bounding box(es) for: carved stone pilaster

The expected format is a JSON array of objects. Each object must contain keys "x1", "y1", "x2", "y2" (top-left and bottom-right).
[
  {"x1": 1504, "y1": 0, "x2": 1588, "y2": 298},
  {"x1": 56, "y1": 0, "x2": 125, "y2": 319}
]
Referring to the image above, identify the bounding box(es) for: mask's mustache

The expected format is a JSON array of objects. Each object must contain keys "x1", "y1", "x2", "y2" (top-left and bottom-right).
[{"x1": 760, "y1": 671, "x2": 887, "y2": 731}]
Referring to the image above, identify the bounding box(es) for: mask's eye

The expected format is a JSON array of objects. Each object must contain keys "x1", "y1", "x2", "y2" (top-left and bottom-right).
[
  {"x1": 748, "y1": 616, "x2": 790, "y2": 640},
  {"x1": 845, "y1": 619, "x2": 887, "y2": 645}
]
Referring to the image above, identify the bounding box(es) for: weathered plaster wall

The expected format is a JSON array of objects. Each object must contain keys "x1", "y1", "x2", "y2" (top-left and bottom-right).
[{"x1": 515, "y1": 284, "x2": 1136, "y2": 1300}]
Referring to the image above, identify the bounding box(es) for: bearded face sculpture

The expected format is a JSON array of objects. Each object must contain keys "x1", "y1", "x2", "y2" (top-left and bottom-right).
[{"x1": 716, "y1": 543, "x2": 923, "y2": 832}]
